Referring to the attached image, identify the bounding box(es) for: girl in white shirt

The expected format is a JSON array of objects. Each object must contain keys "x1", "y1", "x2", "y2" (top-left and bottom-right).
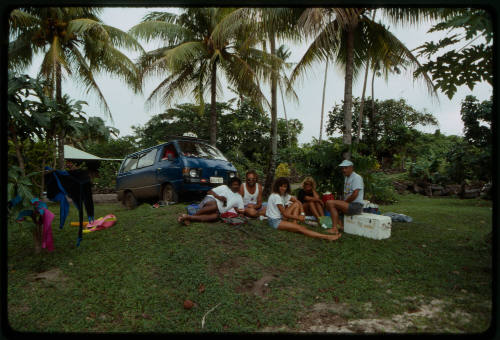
[{"x1": 265, "y1": 177, "x2": 342, "y2": 241}]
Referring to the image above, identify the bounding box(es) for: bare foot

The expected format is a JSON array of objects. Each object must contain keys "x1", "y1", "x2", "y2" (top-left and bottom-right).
[
  {"x1": 326, "y1": 233, "x2": 342, "y2": 241},
  {"x1": 177, "y1": 214, "x2": 184, "y2": 224},
  {"x1": 326, "y1": 227, "x2": 339, "y2": 234},
  {"x1": 181, "y1": 214, "x2": 191, "y2": 226}
]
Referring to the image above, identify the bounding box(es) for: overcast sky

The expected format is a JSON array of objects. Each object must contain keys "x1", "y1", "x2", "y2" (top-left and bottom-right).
[{"x1": 25, "y1": 7, "x2": 493, "y2": 145}]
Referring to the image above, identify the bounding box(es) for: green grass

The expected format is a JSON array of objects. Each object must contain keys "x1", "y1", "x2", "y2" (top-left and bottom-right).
[{"x1": 7, "y1": 194, "x2": 492, "y2": 333}]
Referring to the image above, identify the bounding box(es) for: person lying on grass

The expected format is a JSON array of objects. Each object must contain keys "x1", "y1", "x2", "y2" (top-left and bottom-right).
[
  {"x1": 239, "y1": 169, "x2": 266, "y2": 218},
  {"x1": 266, "y1": 177, "x2": 341, "y2": 241},
  {"x1": 178, "y1": 177, "x2": 244, "y2": 225},
  {"x1": 297, "y1": 176, "x2": 325, "y2": 223},
  {"x1": 325, "y1": 160, "x2": 364, "y2": 235}
]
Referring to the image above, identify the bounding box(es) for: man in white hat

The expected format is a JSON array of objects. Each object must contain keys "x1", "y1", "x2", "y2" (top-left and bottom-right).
[{"x1": 324, "y1": 160, "x2": 364, "y2": 234}]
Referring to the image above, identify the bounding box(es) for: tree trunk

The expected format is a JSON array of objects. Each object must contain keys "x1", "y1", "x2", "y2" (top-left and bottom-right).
[
  {"x1": 342, "y1": 23, "x2": 357, "y2": 160},
  {"x1": 55, "y1": 63, "x2": 65, "y2": 170},
  {"x1": 356, "y1": 59, "x2": 370, "y2": 144},
  {"x1": 10, "y1": 128, "x2": 26, "y2": 176},
  {"x1": 279, "y1": 83, "x2": 291, "y2": 148},
  {"x1": 356, "y1": 9, "x2": 376, "y2": 144},
  {"x1": 263, "y1": 30, "x2": 278, "y2": 198},
  {"x1": 319, "y1": 59, "x2": 328, "y2": 143},
  {"x1": 209, "y1": 62, "x2": 217, "y2": 146},
  {"x1": 33, "y1": 219, "x2": 43, "y2": 254},
  {"x1": 369, "y1": 64, "x2": 377, "y2": 154}
]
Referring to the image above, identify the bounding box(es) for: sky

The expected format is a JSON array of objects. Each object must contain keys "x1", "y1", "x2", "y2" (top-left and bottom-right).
[{"x1": 25, "y1": 7, "x2": 493, "y2": 145}]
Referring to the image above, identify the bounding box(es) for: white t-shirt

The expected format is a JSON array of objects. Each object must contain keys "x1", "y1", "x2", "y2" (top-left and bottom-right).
[
  {"x1": 207, "y1": 185, "x2": 244, "y2": 213},
  {"x1": 266, "y1": 193, "x2": 292, "y2": 219},
  {"x1": 343, "y1": 171, "x2": 364, "y2": 203},
  {"x1": 243, "y1": 183, "x2": 260, "y2": 205}
]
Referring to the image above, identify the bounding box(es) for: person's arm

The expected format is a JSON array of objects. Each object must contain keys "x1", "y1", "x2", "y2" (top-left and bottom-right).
[
  {"x1": 277, "y1": 204, "x2": 305, "y2": 221},
  {"x1": 207, "y1": 189, "x2": 227, "y2": 203},
  {"x1": 255, "y1": 184, "x2": 263, "y2": 209},
  {"x1": 312, "y1": 190, "x2": 325, "y2": 206},
  {"x1": 344, "y1": 189, "x2": 359, "y2": 203}
]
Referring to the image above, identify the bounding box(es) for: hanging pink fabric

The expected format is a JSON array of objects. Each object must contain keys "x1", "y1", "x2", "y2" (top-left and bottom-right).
[{"x1": 41, "y1": 208, "x2": 55, "y2": 252}]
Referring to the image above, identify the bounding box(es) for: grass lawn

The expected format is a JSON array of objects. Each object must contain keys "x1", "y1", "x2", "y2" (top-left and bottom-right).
[{"x1": 7, "y1": 194, "x2": 492, "y2": 333}]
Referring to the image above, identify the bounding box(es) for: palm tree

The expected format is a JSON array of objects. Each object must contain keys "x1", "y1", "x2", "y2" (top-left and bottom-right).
[
  {"x1": 215, "y1": 8, "x2": 302, "y2": 196},
  {"x1": 276, "y1": 44, "x2": 298, "y2": 149},
  {"x1": 292, "y1": 8, "x2": 443, "y2": 159},
  {"x1": 9, "y1": 7, "x2": 143, "y2": 169},
  {"x1": 130, "y1": 8, "x2": 271, "y2": 146}
]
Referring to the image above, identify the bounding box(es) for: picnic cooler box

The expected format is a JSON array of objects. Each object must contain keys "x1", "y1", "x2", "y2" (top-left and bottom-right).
[{"x1": 344, "y1": 213, "x2": 392, "y2": 240}]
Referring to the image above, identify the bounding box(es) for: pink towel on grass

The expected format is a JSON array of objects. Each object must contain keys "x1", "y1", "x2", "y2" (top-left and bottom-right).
[{"x1": 41, "y1": 208, "x2": 55, "y2": 252}]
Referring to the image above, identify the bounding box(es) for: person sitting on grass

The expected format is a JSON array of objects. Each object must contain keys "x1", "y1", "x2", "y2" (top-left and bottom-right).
[
  {"x1": 325, "y1": 160, "x2": 364, "y2": 234},
  {"x1": 297, "y1": 176, "x2": 325, "y2": 223},
  {"x1": 239, "y1": 170, "x2": 265, "y2": 218},
  {"x1": 265, "y1": 177, "x2": 341, "y2": 241},
  {"x1": 178, "y1": 177, "x2": 244, "y2": 225}
]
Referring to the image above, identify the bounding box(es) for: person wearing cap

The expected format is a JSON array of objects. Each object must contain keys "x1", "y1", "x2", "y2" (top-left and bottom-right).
[{"x1": 325, "y1": 159, "x2": 364, "y2": 234}]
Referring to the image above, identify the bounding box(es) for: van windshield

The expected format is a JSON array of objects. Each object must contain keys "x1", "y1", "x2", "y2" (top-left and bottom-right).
[{"x1": 177, "y1": 141, "x2": 228, "y2": 161}]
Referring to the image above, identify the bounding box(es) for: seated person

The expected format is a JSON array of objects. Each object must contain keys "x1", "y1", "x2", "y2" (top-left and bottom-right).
[
  {"x1": 162, "y1": 145, "x2": 176, "y2": 160},
  {"x1": 178, "y1": 177, "x2": 244, "y2": 225},
  {"x1": 265, "y1": 177, "x2": 341, "y2": 241},
  {"x1": 239, "y1": 170, "x2": 266, "y2": 218},
  {"x1": 297, "y1": 177, "x2": 325, "y2": 223},
  {"x1": 325, "y1": 160, "x2": 364, "y2": 235}
]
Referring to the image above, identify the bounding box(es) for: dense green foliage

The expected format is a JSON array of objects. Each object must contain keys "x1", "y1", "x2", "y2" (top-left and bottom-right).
[{"x1": 414, "y1": 9, "x2": 492, "y2": 99}]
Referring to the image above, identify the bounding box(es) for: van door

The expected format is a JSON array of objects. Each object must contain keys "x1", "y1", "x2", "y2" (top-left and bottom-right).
[
  {"x1": 133, "y1": 148, "x2": 160, "y2": 199},
  {"x1": 156, "y1": 143, "x2": 183, "y2": 192},
  {"x1": 116, "y1": 154, "x2": 140, "y2": 197}
]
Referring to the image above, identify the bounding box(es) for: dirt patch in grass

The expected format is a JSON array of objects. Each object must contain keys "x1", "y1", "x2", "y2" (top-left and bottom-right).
[
  {"x1": 27, "y1": 268, "x2": 68, "y2": 283},
  {"x1": 210, "y1": 256, "x2": 250, "y2": 281},
  {"x1": 236, "y1": 274, "x2": 279, "y2": 297},
  {"x1": 264, "y1": 297, "x2": 476, "y2": 333}
]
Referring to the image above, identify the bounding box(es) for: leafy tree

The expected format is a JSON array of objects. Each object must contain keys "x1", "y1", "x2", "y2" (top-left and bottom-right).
[
  {"x1": 326, "y1": 97, "x2": 438, "y2": 165},
  {"x1": 460, "y1": 95, "x2": 492, "y2": 148},
  {"x1": 85, "y1": 136, "x2": 139, "y2": 159},
  {"x1": 291, "y1": 8, "x2": 438, "y2": 159},
  {"x1": 130, "y1": 8, "x2": 270, "y2": 146},
  {"x1": 9, "y1": 7, "x2": 143, "y2": 168},
  {"x1": 414, "y1": 9, "x2": 492, "y2": 99}
]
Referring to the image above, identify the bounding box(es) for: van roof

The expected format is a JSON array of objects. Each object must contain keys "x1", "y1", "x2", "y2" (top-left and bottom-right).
[{"x1": 124, "y1": 136, "x2": 211, "y2": 158}]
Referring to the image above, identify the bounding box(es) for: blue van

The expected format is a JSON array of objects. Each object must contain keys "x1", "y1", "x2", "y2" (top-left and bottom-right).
[{"x1": 116, "y1": 136, "x2": 238, "y2": 209}]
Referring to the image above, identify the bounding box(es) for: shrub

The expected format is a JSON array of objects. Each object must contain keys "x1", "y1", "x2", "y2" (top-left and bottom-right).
[
  {"x1": 94, "y1": 161, "x2": 120, "y2": 191},
  {"x1": 365, "y1": 172, "x2": 397, "y2": 204},
  {"x1": 275, "y1": 163, "x2": 291, "y2": 178}
]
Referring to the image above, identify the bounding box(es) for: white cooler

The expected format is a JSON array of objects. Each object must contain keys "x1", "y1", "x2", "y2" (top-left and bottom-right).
[{"x1": 344, "y1": 213, "x2": 391, "y2": 240}]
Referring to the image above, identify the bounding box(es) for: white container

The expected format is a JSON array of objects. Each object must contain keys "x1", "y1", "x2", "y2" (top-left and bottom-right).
[{"x1": 344, "y1": 213, "x2": 391, "y2": 240}]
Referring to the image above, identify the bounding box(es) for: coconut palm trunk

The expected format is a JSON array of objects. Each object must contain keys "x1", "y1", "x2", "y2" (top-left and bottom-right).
[
  {"x1": 209, "y1": 62, "x2": 217, "y2": 146},
  {"x1": 263, "y1": 30, "x2": 278, "y2": 197},
  {"x1": 55, "y1": 63, "x2": 66, "y2": 170},
  {"x1": 356, "y1": 10, "x2": 376, "y2": 144},
  {"x1": 356, "y1": 59, "x2": 370, "y2": 144},
  {"x1": 342, "y1": 24, "x2": 357, "y2": 160},
  {"x1": 319, "y1": 59, "x2": 328, "y2": 143}
]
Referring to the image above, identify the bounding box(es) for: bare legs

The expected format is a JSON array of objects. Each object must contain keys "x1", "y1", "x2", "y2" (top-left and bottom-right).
[
  {"x1": 178, "y1": 200, "x2": 219, "y2": 225},
  {"x1": 303, "y1": 201, "x2": 325, "y2": 222},
  {"x1": 325, "y1": 200, "x2": 349, "y2": 233},
  {"x1": 278, "y1": 220, "x2": 341, "y2": 241},
  {"x1": 285, "y1": 201, "x2": 304, "y2": 223}
]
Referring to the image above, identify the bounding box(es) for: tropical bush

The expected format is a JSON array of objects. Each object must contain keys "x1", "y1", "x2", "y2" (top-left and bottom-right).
[
  {"x1": 93, "y1": 161, "x2": 121, "y2": 191},
  {"x1": 275, "y1": 163, "x2": 291, "y2": 178}
]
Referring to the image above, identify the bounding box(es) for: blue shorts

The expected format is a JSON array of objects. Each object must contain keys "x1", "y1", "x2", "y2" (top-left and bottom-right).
[{"x1": 267, "y1": 217, "x2": 281, "y2": 229}]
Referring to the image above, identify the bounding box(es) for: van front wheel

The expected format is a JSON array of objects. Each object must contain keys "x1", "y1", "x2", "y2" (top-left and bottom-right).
[
  {"x1": 123, "y1": 191, "x2": 138, "y2": 210},
  {"x1": 162, "y1": 184, "x2": 179, "y2": 204}
]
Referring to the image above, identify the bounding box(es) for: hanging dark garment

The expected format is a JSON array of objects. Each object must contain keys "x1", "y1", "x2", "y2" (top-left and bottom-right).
[{"x1": 45, "y1": 167, "x2": 95, "y2": 246}]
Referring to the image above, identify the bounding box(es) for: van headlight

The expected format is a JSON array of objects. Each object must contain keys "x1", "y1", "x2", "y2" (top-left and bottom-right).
[
  {"x1": 229, "y1": 172, "x2": 236, "y2": 178},
  {"x1": 189, "y1": 169, "x2": 199, "y2": 177}
]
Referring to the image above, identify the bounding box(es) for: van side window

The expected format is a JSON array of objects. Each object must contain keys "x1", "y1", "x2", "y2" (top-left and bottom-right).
[
  {"x1": 161, "y1": 144, "x2": 177, "y2": 161},
  {"x1": 137, "y1": 149, "x2": 157, "y2": 169},
  {"x1": 121, "y1": 156, "x2": 139, "y2": 173}
]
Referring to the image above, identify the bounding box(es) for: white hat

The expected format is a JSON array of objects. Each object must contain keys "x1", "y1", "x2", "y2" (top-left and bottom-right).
[{"x1": 338, "y1": 160, "x2": 354, "y2": 167}]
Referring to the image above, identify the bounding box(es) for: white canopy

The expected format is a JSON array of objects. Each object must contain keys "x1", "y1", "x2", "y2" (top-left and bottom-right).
[{"x1": 64, "y1": 145, "x2": 122, "y2": 161}]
